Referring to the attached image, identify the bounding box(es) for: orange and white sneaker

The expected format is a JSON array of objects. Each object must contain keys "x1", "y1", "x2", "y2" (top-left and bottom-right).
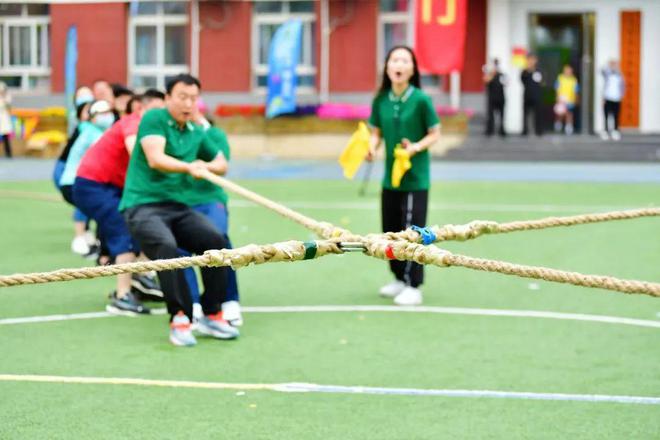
[
  {"x1": 197, "y1": 311, "x2": 240, "y2": 340},
  {"x1": 221, "y1": 301, "x2": 243, "y2": 327},
  {"x1": 170, "y1": 311, "x2": 197, "y2": 347}
]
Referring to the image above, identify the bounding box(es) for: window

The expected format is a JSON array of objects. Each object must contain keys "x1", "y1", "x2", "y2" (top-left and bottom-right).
[
  {"x1": 252, "y1": 1, "x2": 317, "y2": 93},
  {"x1": 378, "y1": 0, "x2": 411, "y2": 66},
  {"x1": 377, "y1": 0, "x2": 441, "y2": 92},
  {"x1": 0, "y1": 4, "x2": 50, "y2": 91},
  {"x1": 128, "y1": 1, "x2": 188, "y2": 90}
]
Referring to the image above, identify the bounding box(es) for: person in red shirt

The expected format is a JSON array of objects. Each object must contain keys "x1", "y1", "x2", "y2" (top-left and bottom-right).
[{"x1": 73, "y1": 89, "x2": 165, "y2": 315}]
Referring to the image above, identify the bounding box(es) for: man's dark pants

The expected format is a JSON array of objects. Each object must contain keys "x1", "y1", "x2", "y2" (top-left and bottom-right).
[{"x1": 124, "y1": 202, "x2": 229, "y2": 321}]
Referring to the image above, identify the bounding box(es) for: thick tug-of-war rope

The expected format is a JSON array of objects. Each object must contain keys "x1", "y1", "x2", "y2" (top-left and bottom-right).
[
  {"x1": 2, "y1": 235, "x2": 658, "y2": 297},
  {"x1": 0, "y1": 170, "x2": 658, "y2": 298},
  {"x1": 0, "y1": 240, "x2": 344, "y2": 287},
  {"x1": 365, "y1": 239, "x2": 660, "y2": 297},
  {"x1": 201, "y1": 172, "x2": 354, "y2": 240},
  {"x1": 380, "y1": 208, "x2": 660, "y2": 244}
]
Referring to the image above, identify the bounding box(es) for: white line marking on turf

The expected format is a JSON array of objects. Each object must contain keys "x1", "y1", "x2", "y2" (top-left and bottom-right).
[
  {"x1": 0, "y1": 374, "x2": 657, "y2": 405},
  {"x1": 0, "y1": 374, "x2": 275, "y2": 391},
  {"x1": 0, "y1": 309, "x2": 166, "y2": 325},
  {"x1": 1, "y1": 305, "x2": 659, "y2": 329},
  {"x1": 0, "y1": 311, "x2": 121, "y2": 325},
  {"x1": 253, "y1": 306, "x2": 660, "y2": 329},
  {"x1": 277, "y1": 383, "x2": 660, "y2": 405}
]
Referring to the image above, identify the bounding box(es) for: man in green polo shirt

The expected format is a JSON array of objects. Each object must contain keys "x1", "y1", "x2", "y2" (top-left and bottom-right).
[
  {"x1": 185, "y1": 125, "x2": 231, "y2": 208},
  {"x1": 120, "y1": 74, "x2": 239, "y2": 347},
  {"x1": 180, "y1": 109, "x2": 243, "y2": 328}
]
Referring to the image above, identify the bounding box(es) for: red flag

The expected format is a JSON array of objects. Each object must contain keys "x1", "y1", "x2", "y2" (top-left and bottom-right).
[{"x1": 414, "y1": 0, "x2": 467, "y2": 74}]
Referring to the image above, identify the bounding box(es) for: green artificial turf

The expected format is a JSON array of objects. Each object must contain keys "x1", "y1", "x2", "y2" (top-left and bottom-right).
[{"x1": 0, "y1": 179, "x2": 658, "y2": 438}]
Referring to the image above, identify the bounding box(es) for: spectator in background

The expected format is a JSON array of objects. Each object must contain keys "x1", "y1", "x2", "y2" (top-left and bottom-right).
[
  {"x1": 0, "y1": 81, "x2": 13, "y2": 158},
  {"x1": 601, "y1": 59, "x2": 625, "y2": 141},
  {"x1": 521, "y1": 54, "x2": 544, "y2": 136},
  {"x1": 483, "y1": 58, "x2": 506, "y2": 137},
  {"x1": 554, "y1": 64, "x2": 579, "y2": 135}
]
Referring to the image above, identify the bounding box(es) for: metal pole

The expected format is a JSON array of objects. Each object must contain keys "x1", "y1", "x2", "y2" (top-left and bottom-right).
[
  {"x1": 191, "y1": 0, "x2": 200, "y2": 78},
  {"x1": 320, "y1": 0, "x2": 330, "y2": 103},
  {"x1": 450, "y1": 70, "x2": 461, "y2": 109},
  {"x1": 581, "y1": 12, "x2": 592, "y2": 134}
]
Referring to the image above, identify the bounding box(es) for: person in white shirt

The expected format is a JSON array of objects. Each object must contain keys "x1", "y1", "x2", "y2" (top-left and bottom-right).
[
  {"x1": 601, "y1": 60, "x2": 625, "y2": 141},
  {"x1": 0, "y1": 82, "x2": 12, "y2": 158}
]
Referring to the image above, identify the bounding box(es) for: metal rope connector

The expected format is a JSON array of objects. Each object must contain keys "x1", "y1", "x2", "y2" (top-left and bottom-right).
[{"x1": 339, "y1": 242, "x2": 366, "y2": 253}]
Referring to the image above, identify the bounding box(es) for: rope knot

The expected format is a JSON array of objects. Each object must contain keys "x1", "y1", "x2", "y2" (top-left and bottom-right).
[
  {"x1": 470, "y1": 220, "x2": 499, "y2": 234},
  {"x1": 204, "y1": 249, "x2": 228, "y2": 267}
]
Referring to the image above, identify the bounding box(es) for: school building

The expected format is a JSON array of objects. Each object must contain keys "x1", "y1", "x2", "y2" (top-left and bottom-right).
[
  {"x1": 3, "y1": 1, "x2": 659, "y2": 133},
  {"x1": 488, "y1": 0, "x2": 660, "y2": 134}
]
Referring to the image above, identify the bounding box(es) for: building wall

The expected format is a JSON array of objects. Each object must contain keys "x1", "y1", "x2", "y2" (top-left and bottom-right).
[
  {"x1": 328, "y1": 0, "x2": 378, "y2": 92},
  {"x1": 198, "y1": 1, "x2": 252, "y2": 92},
  {"x1": 50, "y1": 3, "x2": 128, "y2": 93},
  {"x1": 32, "y1": 1, "x2": 486, "y2": 110},
  {"x1": 638, "y1": 3, "x2": 660, "y2": 133},
  {"x1": 463, "y1": 0, "x2": 487, "y2": 92},
  {"x1": 316, "y1": 0, "x2": 322, "y2": 91},
  {"x1": 488, "y1": 0, "x2": 660, "y2": 133}
]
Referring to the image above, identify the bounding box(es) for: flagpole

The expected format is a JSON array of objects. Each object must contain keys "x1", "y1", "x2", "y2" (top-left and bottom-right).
[{"x1": 358, "y1": 161, "x2": 373, "y2": 197}]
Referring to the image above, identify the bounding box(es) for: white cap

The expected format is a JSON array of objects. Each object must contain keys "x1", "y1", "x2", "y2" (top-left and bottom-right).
[{"x1": 89, "y1": 100, "x2": 113, "y2": 117}]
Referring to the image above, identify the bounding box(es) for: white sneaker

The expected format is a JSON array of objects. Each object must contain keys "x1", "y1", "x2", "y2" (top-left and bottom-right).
[
  {"x1": 190, "y1": 303, "x2": 203, "y2": 330},
  {"x1": 84, "y1": 231, "x2": 96, "y2": 246},
  {"x1": 611, "y1": 130, "x2": 621, "y2": 141},
  {"x1": 379, "y1": 280, "x2": 406, "y2": 298},
  {"x1": 599, "y1": 131, "x2": 610, "y2": 141},
  {"x1": 222, "y1": 301, "x2": 243, "y2": 327},
  {"x1": 394, "y1": 287, "x2": 423, "y2": 306},
  {"x1": 70, "y1": 235, "x2": 90, "y2": 255}
]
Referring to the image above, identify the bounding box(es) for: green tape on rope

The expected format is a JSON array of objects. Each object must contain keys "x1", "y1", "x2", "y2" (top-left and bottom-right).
[{"x1": 303, "y1": 241, "x2": 318, "y2": 260}]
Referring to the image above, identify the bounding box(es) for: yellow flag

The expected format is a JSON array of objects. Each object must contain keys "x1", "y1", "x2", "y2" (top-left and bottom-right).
[
  {"x1": 338, "y1": 121, "x2": 370, "y2": 179},
  {"x1": 391, "y1": 146, "x2": 411, "y2": 188}
]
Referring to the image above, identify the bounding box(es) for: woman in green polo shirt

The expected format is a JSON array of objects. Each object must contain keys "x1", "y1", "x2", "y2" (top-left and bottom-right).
[{"x1": 366, "y1": 45, "x2": 440, "y2": 306}]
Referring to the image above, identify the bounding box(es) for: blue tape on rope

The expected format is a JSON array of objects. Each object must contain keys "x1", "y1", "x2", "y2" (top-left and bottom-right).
[{"x1": 411, "y1": 225, "x2": 436, "y2": 245}]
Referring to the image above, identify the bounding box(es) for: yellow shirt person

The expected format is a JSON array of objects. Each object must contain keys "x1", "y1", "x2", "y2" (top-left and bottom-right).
[
  {"x1": 554, "y1": 65, "x2": 579, "y2": 135},
  {"x1": 555, "y1": 72, "x2": 579, "y2": 106}
]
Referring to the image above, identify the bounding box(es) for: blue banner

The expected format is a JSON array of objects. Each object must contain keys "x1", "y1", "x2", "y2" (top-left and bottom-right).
[
  {"x1": 266, "y1": 19, "x2": 303, "y2": 119},
  {"x1": 64, "y1": 26, "x2": 78, "y2": 134}
]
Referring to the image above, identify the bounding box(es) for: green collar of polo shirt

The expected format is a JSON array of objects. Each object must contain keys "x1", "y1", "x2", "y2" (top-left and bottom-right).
[
  {"x1": 388, "y1": 85, "x2": 415, "y2": 103},
  {"x1": 163, "y1": 110, "x2": 195, "y2": 132}
]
